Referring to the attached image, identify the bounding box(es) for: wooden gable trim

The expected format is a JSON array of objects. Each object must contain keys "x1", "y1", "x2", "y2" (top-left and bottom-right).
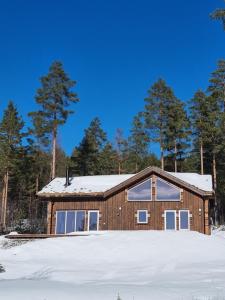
[{"x1": 103, "y1": 166, "x2": 213, "y2": 198}]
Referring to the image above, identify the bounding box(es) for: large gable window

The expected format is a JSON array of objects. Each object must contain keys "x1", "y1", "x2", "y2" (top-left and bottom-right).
[
  {"x1": 156, "y1": 178, "x2": 180, "y2": 201},
  {"x1": 127, "y1": 179, "x2": 152, "y2": 201}
]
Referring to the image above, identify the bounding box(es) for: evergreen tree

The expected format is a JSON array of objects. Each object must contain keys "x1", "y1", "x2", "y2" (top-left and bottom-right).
[
  {"x1": 127, "y1": 112, "x2": 149, "y2": 172},
  {"x1": 115, "y1": 128, "x2": 129, "y2": 174},
  {"x1": 211, "y1": 3, "x2": 225, "y2": 29},
  {"x1": 0, "y1": 101, "x2": 26, "y2": 230},
  {"x1": 144, "y1": 78, "x2": 178, "y2": 170},
  {"x1": 98, "y1": 142, "x2": 118, "y2": 175},
  {"x1": 72, "y1": 118, "x2": 107, "y2": 175},
  {"x1": 209, "y1": 59, "x2": 225, "y2": 111},
  {"x1": 189, "y1": 90, "x2": 209, "y2": 175},
  {"x1": 165, "y1": 97, "x2": 190, "y2": 172},
  {"x1": 29, "y1": 61, "x2": 78, "y2": 179}
]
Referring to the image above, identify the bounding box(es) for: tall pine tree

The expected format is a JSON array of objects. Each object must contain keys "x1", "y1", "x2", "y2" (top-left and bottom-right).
[
  {"x1": 29, "y1": 61, "x2": 78, "y2": 179},
  {"x1": 0, "y1": 101, "x2": 26, "y2": 230}
]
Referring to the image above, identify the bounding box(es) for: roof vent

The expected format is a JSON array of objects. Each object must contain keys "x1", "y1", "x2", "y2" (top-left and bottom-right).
[{"x1": 65, "y1": 167, "x2": 71, "y2": 187}]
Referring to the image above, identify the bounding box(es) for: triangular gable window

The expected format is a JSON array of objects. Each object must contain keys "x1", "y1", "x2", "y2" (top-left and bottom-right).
[
  {"x1": 156, "y1": 178, "x2": 180, "y2": 201},
  {"x1": 127, "y1": 179, "x2": 152, "y2": 201}
]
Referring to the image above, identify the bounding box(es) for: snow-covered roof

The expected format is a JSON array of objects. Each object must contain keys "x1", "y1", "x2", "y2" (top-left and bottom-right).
[
  {"x1": 38, "y1": 169, "x2": 213, "y2": 197},
  {"x1": 38, "y1": 174, "x2": 135, "y2": 195},
  {"x1": 167, "y1": 172, "x2": 213, "y2": 192}
]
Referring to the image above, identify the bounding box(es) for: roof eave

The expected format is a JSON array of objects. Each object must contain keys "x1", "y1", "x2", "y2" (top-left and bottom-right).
[{"x1": 37, "y1": 192, "x2": 104, "y2": 199}]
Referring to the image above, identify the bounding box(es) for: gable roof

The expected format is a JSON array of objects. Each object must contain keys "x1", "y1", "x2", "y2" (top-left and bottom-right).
[{"x1": 38, "y1": 166, "x2": 213, "y2": 198}]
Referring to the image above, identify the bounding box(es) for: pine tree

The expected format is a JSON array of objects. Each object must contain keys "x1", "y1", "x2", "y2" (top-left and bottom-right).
[
  {"x1": 0, "y1": 101, "x2": 26, "y2": 230},
  {"x1": 189, "y1": 90, "x2": 209, "y2": 175},
  {"x1": 72, "y1": 118, "x2": 107, "y2": 175},
  {"x1": 166, "y1": 97, "x2": 190, "y2": 172},
  {"x1": 211, "y1": 4, "x2": 225, "y2": 29},
  {"x1": 144, "y1": 78, "x2": 178, "y2": 170},
  {"x1": 128, "y1": 112, "x2": 149, "y2": 172},
  {"x1": 98, "y1": 142, "x2": 118, "y2": 174},
  {"x1": 29, "y1": 61, "x2": 78, "y2": 179},
  {"x1": 209, "y1": 59, "x2": 225, "y2": 111},
  {"x1": 115, "y1": 128, "x2": 129, "y2": 174}
]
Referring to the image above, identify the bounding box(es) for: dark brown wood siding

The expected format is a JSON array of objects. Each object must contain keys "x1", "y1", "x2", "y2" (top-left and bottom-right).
[{"x1": 48, "y1": 174, "x2": 207, "y2": 234}]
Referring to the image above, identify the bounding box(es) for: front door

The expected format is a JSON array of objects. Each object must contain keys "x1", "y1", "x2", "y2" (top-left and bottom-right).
[
  {"x1": 165, "y1": 210, "x2": 176, "y2": 230},
  {"x1": 88, "y1": 211, "x2": 99, "y2": 231}
]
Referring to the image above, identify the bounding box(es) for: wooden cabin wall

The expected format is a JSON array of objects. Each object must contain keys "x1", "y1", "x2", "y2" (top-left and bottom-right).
[{"x1": 48, "y1": 174, "x2": 207, "y2": 234}]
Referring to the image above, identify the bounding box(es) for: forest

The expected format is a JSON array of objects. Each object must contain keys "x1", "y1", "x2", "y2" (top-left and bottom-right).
[{"x1": 0, "y1": 7, "x2": 224, "y2": 233}]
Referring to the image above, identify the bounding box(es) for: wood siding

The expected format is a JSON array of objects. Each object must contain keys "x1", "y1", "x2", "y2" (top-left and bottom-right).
[{"x1": 48, "y1": 174, "x2": 209, "y2": 234}]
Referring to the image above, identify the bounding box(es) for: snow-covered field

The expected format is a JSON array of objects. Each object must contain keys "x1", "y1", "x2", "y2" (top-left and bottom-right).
[{"x1": 1, "y1": 231, "x2": 225, "y2": 300}]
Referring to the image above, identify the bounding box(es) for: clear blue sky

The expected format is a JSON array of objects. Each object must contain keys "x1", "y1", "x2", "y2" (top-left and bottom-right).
[{"x1": 0, "y1": 0, "x2": 224, "y2": 155}]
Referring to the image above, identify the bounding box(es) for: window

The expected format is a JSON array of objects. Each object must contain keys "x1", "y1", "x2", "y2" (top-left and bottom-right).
[
  {"x1": 76, "y1": 211, "x2": 86, "y2": 231},
  {"x1": 164, "y1": 210, "x2": 176, "y2": 230},
  {"x1": 127, "y1": 179, "x2": 152, "y2": 201},
  {"x1": 156, "y1": 178, "x2": 180, "y2": 201},
  {"x1": 55, "y1": 210, "x2": 86, "y2": 234},
  {"x1": 56, "y1": 211, "x2": 66, "y2": 234},
  {"x1": 66, "y1": 211, "x2": 76, "y2": 233},
  {"x1": 137, "y1": 210, "x2": 148, "y2": 224},
  {"x1": 88, "y1": 211, "x2": 99, "y2": 231},
  {"x1": 179, "y1": 210, "x2": 190, "y2": 230}
]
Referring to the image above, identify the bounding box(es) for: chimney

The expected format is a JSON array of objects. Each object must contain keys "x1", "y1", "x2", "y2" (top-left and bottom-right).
[{"x1": 65, "y1": 166, "x2": 71, "y2": 187}]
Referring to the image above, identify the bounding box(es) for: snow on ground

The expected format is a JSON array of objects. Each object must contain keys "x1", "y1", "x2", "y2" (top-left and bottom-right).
[{"x1": 1, "y1": 231, "x2": 225, "y2": 299}]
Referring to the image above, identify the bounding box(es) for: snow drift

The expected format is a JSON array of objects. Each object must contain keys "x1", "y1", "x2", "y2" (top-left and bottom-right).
[{"x1": 0, "y1": 230, "x2": 225, "y2": 299}]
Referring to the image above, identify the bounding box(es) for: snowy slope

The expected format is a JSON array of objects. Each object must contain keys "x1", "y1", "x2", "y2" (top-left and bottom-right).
[{"x1": 1, "y1": 231, "x2": 225, "y2": 299}]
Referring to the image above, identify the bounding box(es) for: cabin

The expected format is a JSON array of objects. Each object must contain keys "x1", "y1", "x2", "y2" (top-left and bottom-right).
[{"x1": 37, "y1": 166, "x2": 214, "y2": 235}]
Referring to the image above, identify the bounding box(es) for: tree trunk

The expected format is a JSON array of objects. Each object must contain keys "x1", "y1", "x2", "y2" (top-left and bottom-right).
[
  {"x1": 135, "y1": 162, "x2": 138, "y2": 173},
  {"x1": 212, "y1": 152, "x2": 218, "y2": 226},
  {"x1": 35, "y1": 175, "x2": 39, "y2": 194},
  {"x1": 1, "y1": 178, "x2": 6, "y2": 230},
  {"x1": 51, "y1": 125, "x2": 57, "y2": 179},
  {"x1": 174, "y1": 141, "x2": 177, "y2": 172},
  {"x1": 212, "y1": 152, "x2": 217, "y2": 191},
  {"x1": 200, "y1": 139, "x2": 204, "y2": 175},
  {"x1": 160, "y1": 145, "x2": 164, "y2": 170},
  {"x1": 118, "y1": 161, "x2": 121, "y2": 175},
  {"x1": 1, "y1": 169, "x2": 9, "y2": 231}
]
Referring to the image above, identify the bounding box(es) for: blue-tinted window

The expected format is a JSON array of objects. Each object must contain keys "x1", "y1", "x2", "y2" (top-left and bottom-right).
[
  {"x1": 88, "y1": 211, "x2": 99, "y2": 231},
  {"x1": 165, "y1": 211, "x2": 176, "y2": 230},
  {"x1": 180, "y1": 211, "x2": 189, "y2": 230},
  {"x1": 137, "y1": 210, "x2": 148, "y2": 223},
  {"x1": 128, "y1": 179, "x2": 151, "y2": 201},
  {"x1": 156, "y1": 178, "x2": 180, "y2": 201},
  {"x1": 66, "y1": 211, "x2": 75, "y2": 233},
  {"x1": 76, "y1": 211, "x2": 85, "y2": 231},
  {"x1": 56, "y1": 211, "x2": 66, "y2": 234}
]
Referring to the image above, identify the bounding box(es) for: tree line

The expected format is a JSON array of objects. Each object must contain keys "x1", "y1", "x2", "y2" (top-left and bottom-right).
[{"x1": 0, "y1": 4, "x2": 224, "y2": 232}]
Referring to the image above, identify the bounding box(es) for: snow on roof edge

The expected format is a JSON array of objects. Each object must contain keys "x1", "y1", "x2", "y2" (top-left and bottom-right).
[{"x1": 38, "y1": 171, "x2": 213, "y2": 196}]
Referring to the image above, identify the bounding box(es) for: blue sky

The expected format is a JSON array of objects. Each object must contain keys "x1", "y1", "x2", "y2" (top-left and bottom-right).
[{"x1": 0, "y1": 0, "x2": 224, "y2": 155}]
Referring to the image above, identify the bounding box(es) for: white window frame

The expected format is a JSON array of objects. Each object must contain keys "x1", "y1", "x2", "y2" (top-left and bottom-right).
[
  {"x1": 156, "y1": 178, "x2": 181, "y2": 202},
  {"x1": 55, "y1": 210, "x2": 86, "y2": 234},
  {"x1": 127, "y1": 178, "x2": 152, "y2": 202},
  {"x1": 87, "y1": 210, "x2": 99, "y2": 231},
  {"x1": 179, "y1": 210, "x2": 190, "y2": 230},
  {"x1": 137, "y1": 210, "x2": 148, "y2": 224},
  {"x1": 164, "y1": 210, "x2": 177, "y2": 230}
]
